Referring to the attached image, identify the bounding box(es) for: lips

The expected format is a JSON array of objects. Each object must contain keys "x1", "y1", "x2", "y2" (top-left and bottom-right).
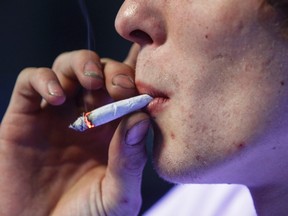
[{"x1": 136, "y1": 81, "x2": 170, "y2": 115}]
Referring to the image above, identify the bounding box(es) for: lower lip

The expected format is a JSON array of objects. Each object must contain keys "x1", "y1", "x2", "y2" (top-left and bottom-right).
[{"x1": 145, "y1": 97, "x2": 169, "y2": 115}]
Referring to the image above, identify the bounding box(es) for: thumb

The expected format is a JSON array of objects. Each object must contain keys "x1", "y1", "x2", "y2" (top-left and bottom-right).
[{"x1": 102, "y1": 112, "x2": 150, "y2": 216}]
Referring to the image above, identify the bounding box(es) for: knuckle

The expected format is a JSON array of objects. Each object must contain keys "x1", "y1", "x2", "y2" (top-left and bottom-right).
[
  {"x1": 52, "y1": 51, "x2": 70, "y2": 71},
  {"x1": 73, "y1": 49, "x2": 101, "y2": 64},
  {"x1": 18, "y1": 67, "x2": 52, "y2": 82},
  {"x1": 19, "y1": 67, "x2": 36, "y2": 77},
  {"x1": 20, "y1": 67, "x2": 55, "y2": 86},
  {"x1": 121, "y1": 150, "x2": 147, "y2": 175},
  {"x1": 33, "y1": 67, "x2": 53, "y2": 80}
]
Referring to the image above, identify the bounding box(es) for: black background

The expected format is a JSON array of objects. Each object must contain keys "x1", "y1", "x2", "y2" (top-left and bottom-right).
[{"x1": 0, "y1": 0, "x2": 172, "y2": 213}]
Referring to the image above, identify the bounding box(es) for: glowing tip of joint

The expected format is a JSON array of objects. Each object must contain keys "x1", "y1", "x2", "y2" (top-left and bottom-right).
[{"x1": 84, "y1": 112, "x2": 95, "y2": 129}]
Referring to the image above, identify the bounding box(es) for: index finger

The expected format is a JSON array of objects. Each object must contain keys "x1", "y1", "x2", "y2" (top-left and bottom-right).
[
  {"x1": 52, "y1": 50, "x2": 104, "y2": 97},
  {"x1": 101, "y1": 44, "x2": 140, "y2": 101},
  {"x1": 123, "y1": 43, "x2": 140, "y2": 68}
]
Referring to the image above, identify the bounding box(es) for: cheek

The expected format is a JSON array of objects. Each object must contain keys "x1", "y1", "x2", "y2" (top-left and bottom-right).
[
  {"x1": 169, "y1": 79, "x2": 253, "y2": 145},
  {"x1": 151, "y1": 66, "x2": 287, "y2": 182},
  {"x1": 169, "y1": 1, "x2": 258, "y2": 60}
]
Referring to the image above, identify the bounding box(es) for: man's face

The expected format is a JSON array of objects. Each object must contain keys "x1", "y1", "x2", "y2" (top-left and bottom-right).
[{"x1": 115, "y1": 0, "x2": 288, "y2": 183}]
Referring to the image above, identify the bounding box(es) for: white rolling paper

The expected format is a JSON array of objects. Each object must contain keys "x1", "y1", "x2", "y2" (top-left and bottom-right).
[{"x1": 69, "y1": 94, "x2": 153, "y2": 132}]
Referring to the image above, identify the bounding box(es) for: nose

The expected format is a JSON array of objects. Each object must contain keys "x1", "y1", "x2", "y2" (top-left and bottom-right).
[{"x1": 115, "y1": 1, "x2": 166, "y2": 47}]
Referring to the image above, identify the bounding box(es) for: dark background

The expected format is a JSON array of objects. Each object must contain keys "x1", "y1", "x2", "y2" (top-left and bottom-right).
[{"x1": 0, "y1": 0, "x2": 172, "y2": 213}]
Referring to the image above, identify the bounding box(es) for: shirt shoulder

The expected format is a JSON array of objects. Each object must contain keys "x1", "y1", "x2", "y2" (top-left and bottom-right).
[{"x1": 143, "y1": 184, "x2": 257, "y2": 216}]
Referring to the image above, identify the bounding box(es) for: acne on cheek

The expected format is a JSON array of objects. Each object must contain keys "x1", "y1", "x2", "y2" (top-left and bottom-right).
[
  {"x1": 170, "y1": 131, "x2": 176, "y2": 140},
  {"x1": 226, "y1": 142, "x2": 247, "y2": 155},
  {"x1": 237, "y1": 142, "x2": 246, "y2": 150},
  {"x1": 196, "y1": 155, "x2": 204, "y2": 162}
]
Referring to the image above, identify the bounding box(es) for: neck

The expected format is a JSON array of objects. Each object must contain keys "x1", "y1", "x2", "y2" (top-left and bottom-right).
[{"x1": 193, "y1": 131, "x2": 288, "y2": 215}]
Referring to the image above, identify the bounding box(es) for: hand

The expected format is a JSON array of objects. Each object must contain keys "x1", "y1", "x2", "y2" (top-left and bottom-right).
[{"x1": 0, "y1": 45, "x2": 150, "y2": 216}]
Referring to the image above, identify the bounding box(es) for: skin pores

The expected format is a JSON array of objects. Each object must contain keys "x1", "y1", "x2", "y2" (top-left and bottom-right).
[{"x1": 115, "y1": 0, "x2": 288, "y2": 183}]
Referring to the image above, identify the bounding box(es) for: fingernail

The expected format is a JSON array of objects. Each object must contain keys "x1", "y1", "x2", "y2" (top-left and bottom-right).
[
  {"x1": 112, "y1": 74, "x2": 135, "y2": 89},
  {"x1": 84, "y1": 61, "x2": 103, "y2": 80},
  {"x1": 48, "y1": 80, "x2": 64, "y2": 97},
  {"x1": 126, "y1": 120, "x2": 150, "y2": 145}
]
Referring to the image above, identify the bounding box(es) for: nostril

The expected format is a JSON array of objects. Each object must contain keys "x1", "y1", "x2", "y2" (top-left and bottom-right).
[{"x1": 130, "y1": 30, "x2": 153, "y2": 45}]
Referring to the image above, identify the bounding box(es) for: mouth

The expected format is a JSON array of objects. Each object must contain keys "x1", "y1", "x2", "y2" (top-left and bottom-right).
[{"x1": 137, "y1": 82, "x2": 170, "y2": 115}]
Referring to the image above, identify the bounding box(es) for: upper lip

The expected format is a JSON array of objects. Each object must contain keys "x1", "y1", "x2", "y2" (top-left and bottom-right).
[{"x1": 136, "y1": 81, "x2": 169, "y2": 99}]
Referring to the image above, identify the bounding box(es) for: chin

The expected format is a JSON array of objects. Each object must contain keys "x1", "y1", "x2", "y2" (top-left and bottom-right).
[
  {"x1": 151, "y1": 147, "x2": 233, "y2": 184},
  {"x1": 151, "y1": 152, "x2": 208, "y2": 184},
  {"x1": 150, "y1": 129, "x2": 242, "y2": 184},
  {"x1": 150, "y1": 133, "x2": 211, "y2": 184}
]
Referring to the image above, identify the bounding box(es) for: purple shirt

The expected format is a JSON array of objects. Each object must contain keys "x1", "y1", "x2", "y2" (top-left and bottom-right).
[{"x1": 144, "y1": 184, "x2": 257, "y2": 216}]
